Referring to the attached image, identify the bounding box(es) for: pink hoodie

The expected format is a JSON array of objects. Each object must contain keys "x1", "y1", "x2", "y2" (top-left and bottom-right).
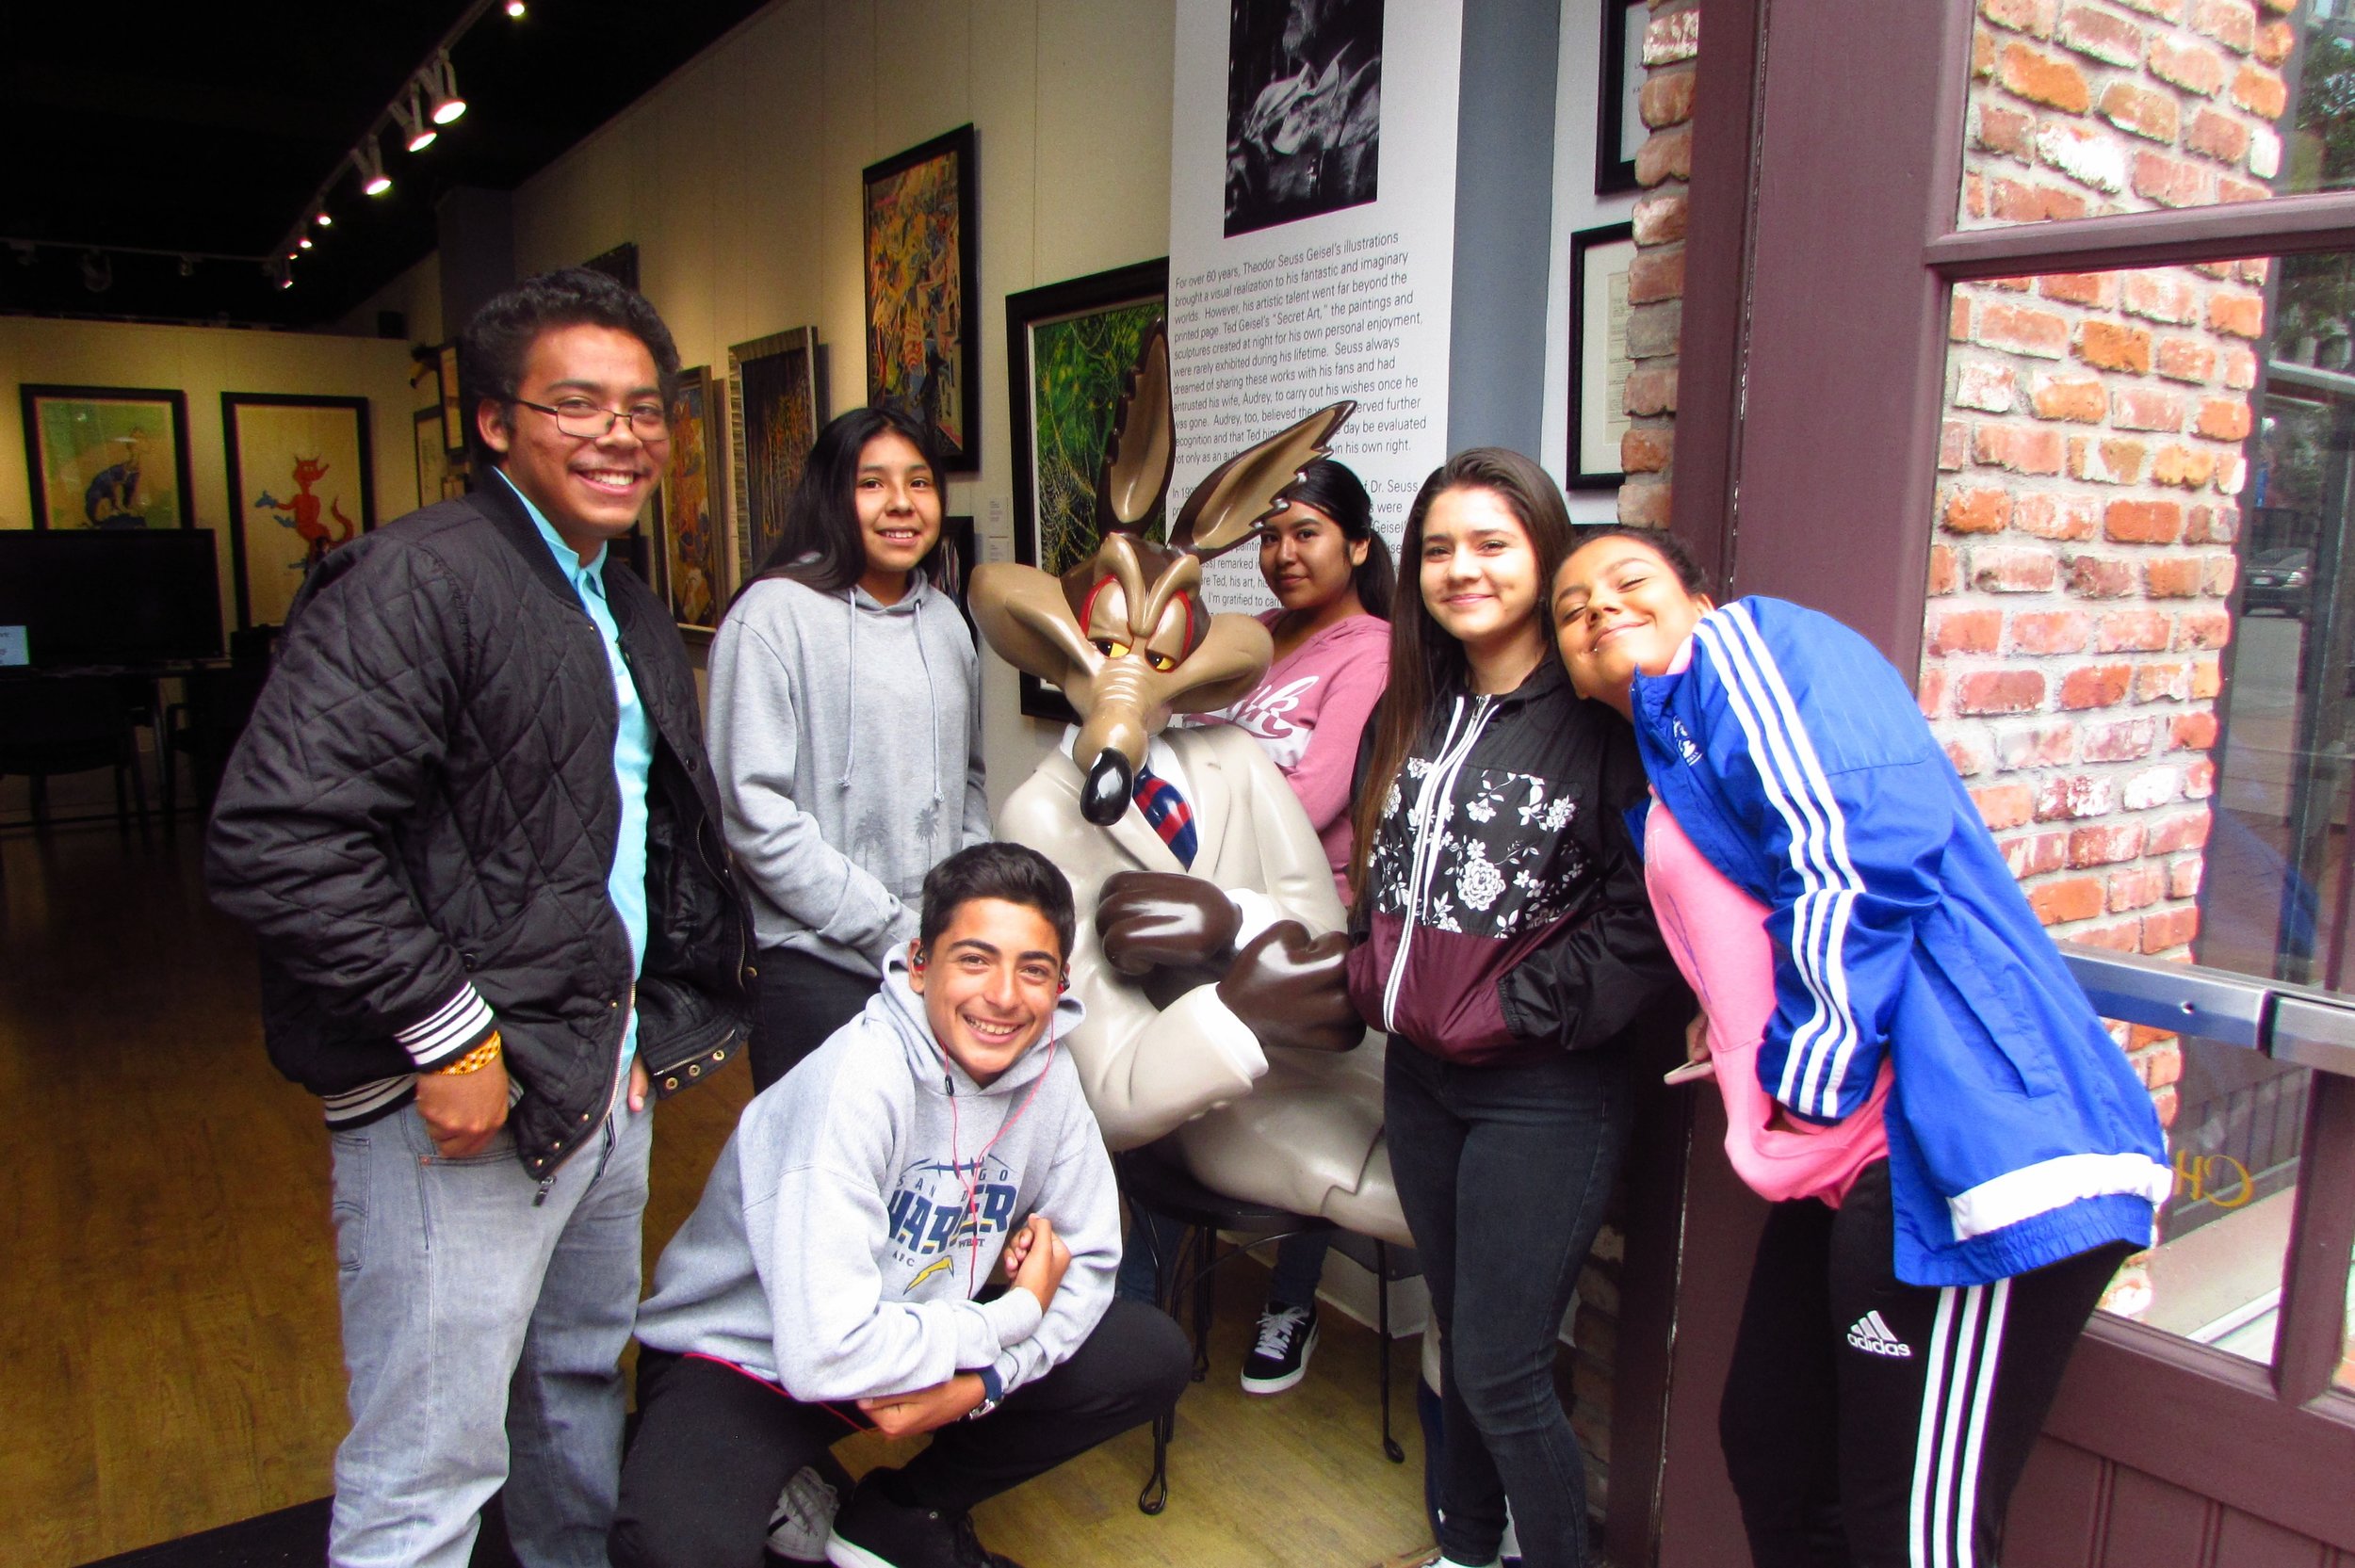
[
  {"x1": 1202, "y1": 610, "x2": 1390, "y2": 901},
  {"x1": 1645, "y1": 796, "x2": 1891, "y2": 1207}
]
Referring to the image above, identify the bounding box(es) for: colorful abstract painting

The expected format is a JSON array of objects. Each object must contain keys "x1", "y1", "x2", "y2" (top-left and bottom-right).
[
  {"x1": 728, "y1": 329, "x2": 822, "y2": 589},
  {"x1": 222, "y1": 394, "x2": 375, "y2": 629},
  {"x1": 658, "y1": 367, "x2": 723, "y2": 633},
  {"x1": 863, "y1": 125, "x2": 978, "y2": 472}
]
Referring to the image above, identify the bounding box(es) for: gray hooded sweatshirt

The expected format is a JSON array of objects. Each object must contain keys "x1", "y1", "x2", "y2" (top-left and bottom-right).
[
  {"x1": 707, "y1": 572, "x2": 991, "y2": 975},
  {"x1": 633, "y1": 951, "x2": 1115, "y2": 1403}
]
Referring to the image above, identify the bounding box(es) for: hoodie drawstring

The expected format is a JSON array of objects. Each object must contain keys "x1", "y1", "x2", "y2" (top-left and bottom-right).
[{"x1": 837, "y1": 589, "x2": 860, "y2": 787}]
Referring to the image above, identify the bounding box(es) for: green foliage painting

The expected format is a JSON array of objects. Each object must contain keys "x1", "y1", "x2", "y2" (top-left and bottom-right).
[{"x1": 1029, "y1": 300, "x2": 1166, "y2": 576}]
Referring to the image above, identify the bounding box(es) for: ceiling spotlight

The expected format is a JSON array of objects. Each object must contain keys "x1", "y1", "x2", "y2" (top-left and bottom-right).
[
  {"x1": 279, "y1": 267, "x2": 295, "y2": 291},
  {"x1": 298, "y1": 235, "x2": 314, "y2": 250},
  {"x1": 506, "y1": 0, "x2": 526, "y2": 14},
  {"x1": 9, "y1": 241, "x2": 33, "y2": 267},
  {"x1": 354, "y1": 139, "x2": 392, "y2": 196},
  {"x1": 315, "y1": 210, "x2": 333, "y2": 228},
  {"x1": 178, "y1": 255, "x2": 195, "y2": 277},
  {"x1": 392, "y1": 88, "x2": 437, "y2": 153},
  {"x1": 427, "y1": 55, "x2": 466, "y2": 125},
  {"x1": 80, "y1": 251, "x2": 112, "y2": 294}
]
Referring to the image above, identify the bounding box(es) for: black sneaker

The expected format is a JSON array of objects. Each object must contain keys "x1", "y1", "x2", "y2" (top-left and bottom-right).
[
  {"x1": 824, "y1": 1474, "x2": 1025, "y2": 1568},
  {"x1": 1240, "y1": 1301, "x2": 1319, "y2": 1395}
]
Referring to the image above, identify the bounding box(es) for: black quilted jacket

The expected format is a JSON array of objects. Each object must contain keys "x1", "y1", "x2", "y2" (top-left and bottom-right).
[{"x1": 207, "y1": 477, "x2": 754, "y2": 1181}]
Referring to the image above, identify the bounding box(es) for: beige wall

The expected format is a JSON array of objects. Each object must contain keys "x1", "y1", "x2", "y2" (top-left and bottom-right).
[
  {"x1": 344, "y1": 0, "x2": 1178, "y2": 800},
  {"x1": 0, "y1": 316, "x2": 426, "y2": 642}
]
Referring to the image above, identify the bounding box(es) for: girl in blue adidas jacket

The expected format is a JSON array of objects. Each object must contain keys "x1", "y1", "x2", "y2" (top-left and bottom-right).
[{"x1": 1554, "y1": 527, "x2": 2169, "y2": 1568}]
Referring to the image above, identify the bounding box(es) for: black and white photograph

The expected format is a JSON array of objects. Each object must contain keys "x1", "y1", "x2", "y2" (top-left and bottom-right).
[{"x1": 1224, "y1": 0, "x2": 1385, "y2": 237}]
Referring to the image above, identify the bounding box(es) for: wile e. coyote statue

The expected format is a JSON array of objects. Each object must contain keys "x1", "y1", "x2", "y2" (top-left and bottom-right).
[{"x1": 970, "y1": 323, "x2": 1406, "y2": 1250}]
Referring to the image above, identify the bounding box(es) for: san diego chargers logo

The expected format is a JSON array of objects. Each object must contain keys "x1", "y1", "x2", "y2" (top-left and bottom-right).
[{"x1": 885, "y1": 1153, "x2": 1018, "y2": 1290}]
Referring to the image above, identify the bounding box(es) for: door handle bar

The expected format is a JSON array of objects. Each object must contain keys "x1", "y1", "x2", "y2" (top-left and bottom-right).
[{"x1": 2059, "y1": 943, "x2": 2355, "y2": 1079}]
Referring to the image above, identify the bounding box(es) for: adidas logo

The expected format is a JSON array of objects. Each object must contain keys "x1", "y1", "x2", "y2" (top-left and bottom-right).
[{"x1": 1846, "y1": 1311, "x2": 1913, "y2": 1358}]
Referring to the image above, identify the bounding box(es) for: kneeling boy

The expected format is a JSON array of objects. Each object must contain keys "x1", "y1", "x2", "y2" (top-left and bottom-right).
[{"x1": 612, "y1": 843, "x2": 1189, "y2": 1568}]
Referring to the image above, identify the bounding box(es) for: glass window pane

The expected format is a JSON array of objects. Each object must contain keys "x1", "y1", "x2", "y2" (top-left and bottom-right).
[
  {"x1": 1957, "y1": 1, "x2": 2349, "y2": 231},
  {"x1": 1924, "y1": 248, "x2": 2355, "y2": 1361}
]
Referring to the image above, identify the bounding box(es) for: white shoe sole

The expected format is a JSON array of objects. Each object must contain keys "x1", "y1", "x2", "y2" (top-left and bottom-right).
[
  {"x1": 825, "y1": 1535, "x2": 899, "y2": 1568},
  {"x1": 1239, "y1": 1322, "x2": 1318, "y2": 1395}
]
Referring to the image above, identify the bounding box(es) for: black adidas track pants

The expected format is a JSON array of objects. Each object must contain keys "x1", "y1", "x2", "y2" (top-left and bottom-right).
[{"x1": 1717, "y1": 1159, "x2": 2133, "y2": 1568}]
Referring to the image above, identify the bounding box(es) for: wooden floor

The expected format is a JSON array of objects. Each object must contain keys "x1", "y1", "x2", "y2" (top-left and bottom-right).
[{"x1": 0, "y1": 822, "x2": 1434, "y2": 1568}]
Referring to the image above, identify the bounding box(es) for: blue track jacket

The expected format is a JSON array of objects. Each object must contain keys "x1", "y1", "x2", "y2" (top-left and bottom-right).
[{"x1": 1627, "y1": 598, "x2": 2169, "y2": 1286}]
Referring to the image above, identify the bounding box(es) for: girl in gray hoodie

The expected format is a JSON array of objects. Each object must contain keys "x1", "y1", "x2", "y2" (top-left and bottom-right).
[
  {"x1": 613, "y1": 844, "x2": 1189, "y2": 1568},
  {"x1": 707, "y1": 404, "x2": 992, "y2": 1090}
]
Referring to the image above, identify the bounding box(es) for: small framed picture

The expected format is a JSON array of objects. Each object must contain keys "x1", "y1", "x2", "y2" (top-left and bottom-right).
[
  {"x1": 414, "y1": 408, "x2": 448, "y2": 510},
  {"x1": 20, "y1": 384, "x2": 195, "y2": 530},
  {"x1": 864, "y1": 124, "x2": 980, "y2": 473},
  {"x1": 658, "y1": 364, "x2": 727, "y2": 635},
  {"x1": 1002, "y1": 258, "x2": 1169, "y2": 721},
  {"x1": 439, "y1": 344, "x2": 465, "y2": 454},
  {"x1": 1597, "y1": 0, "x2": 1646, "y2": 196},
  {"x1": 222, "y1": 393, "x2": 376, "y2": 629},
  {"x1": 728, "y1": 328, "x2": 824, "y2": 591},
  {"x1": 1569, "y1": 223, "x2": 1637, "y2": 493}
]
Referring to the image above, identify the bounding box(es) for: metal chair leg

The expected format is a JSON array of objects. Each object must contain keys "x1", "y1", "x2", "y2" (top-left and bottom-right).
[
  {"x1": 1376, "y1": 1240, "x2": 1404, "y2": 1463},
  {"x1": 1189, "y1": 1222, "x2": 1214, "y2": 1382}
]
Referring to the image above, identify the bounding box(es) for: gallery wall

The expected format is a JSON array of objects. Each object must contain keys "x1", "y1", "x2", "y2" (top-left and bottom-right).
[
  {"x1": 0, "y1": 317, "x2": 423, "y2": 642},
  {"x1": 333, "y1": 0, "x2": 1624, "y2": 789}
]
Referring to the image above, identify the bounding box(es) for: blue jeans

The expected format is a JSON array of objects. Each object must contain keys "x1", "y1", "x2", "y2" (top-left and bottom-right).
[
  {"x1": 327, "y1": 1096, "x2": 652, "y2": 1568},
  {"x1": 1384, "y1": 1041, "x2": 1632, "y2": 1568}
]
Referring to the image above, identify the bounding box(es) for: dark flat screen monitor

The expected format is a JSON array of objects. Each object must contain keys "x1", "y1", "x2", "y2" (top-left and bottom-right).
[{"x1": 0, "y1": 529, "x2": 225, "y2": 667}]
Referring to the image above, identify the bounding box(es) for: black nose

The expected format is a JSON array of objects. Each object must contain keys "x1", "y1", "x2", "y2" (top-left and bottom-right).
[{"x1": 1080, "y1": 749, "x2": 1132, "y2": 826}]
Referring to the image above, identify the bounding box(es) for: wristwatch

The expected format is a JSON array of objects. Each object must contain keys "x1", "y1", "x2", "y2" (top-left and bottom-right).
[{"x1": 965, "y1": 1366, "x2": 1004, "y2": 1421}]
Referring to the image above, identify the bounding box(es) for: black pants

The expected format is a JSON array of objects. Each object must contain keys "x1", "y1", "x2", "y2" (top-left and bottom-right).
[
  {"x1": 1384, "y1": 1040, "x2": 1633, "y2": 1568},
  {"x1": 609, "y1": 1298, "x2": 1191, "y2": 1568},
  {"x1": 748, "y1": 945, "x2": 883, "y2": 1091},
  {"x1": 1718, "y1": 1161, "x2": 2133, "y2": 1568}
]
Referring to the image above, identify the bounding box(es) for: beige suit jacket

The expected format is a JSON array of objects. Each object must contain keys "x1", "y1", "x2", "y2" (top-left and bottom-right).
[{"x1": 996, "y1": 724, "x2": 1406, "y2": 1245}]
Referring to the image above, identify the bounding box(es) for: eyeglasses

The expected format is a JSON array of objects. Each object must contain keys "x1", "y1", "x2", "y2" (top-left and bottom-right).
[{"x1": 512, "y1": 396, "x2": 671, "y2": 442}]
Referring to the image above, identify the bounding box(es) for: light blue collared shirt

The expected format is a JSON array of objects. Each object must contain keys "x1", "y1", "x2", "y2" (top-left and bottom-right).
[{"x1": 499, "y1": 470, "x2": 652, "y2": 1079}]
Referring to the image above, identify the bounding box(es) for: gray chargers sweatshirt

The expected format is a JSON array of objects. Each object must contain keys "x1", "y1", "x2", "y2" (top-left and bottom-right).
[
  {"x1": 707, "y1": 572, "x2": 991, "y2": 976},
  {"x1": 633, "y1": 951, "x2": 1116, "y2": 1402}
]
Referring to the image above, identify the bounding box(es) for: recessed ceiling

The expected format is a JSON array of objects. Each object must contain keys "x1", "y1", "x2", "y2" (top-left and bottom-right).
[{"x1": 2, "y1": 0, "x2": 771, "y2": 332}]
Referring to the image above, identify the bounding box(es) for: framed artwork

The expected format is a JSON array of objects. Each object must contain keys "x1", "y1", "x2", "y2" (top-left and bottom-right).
[
  {"x1": 1225, "y1": 0, "x2": 1385, "y2": 236},
  {"x1": 222, "y1": 393, "x2": 376, "y2": 629},
  {"x1": 1569, "y1": 223, "x2": 1637, "y2": 492},
  {"x1": 658, "y1": 365, "x2": 726, "y2": 635},
  {"x1": 729, "y1": 328, "x2": 824, "y2": 589},
  {"x1": 439, "y1": 344, "x2": 465, "y2": 454},
  {"x1": 413, "y1": 408, "x2": 448, "y2": 510},
  {"x1": 863, "y1": 124, "x2": 979, "y2": 473},
  {"x1": 1597, "y1": 0, "x2": 1645, "y2": 196},
  {"x1": 20, "y1": 384, "x2": 194, "y2": 530},
  {"x1": 582, "y1": 241, "x2": 641, "y2": 292},
  {"x1": 937, "y1": 513, "x2": 975, "y2": 620},
  {"x1": 1003, "y1": 259, "x2": 1169, "y2": 721}
]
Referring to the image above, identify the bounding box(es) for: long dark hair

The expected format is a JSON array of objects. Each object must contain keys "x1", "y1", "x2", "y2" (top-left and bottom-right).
[
  {"x1": 1281, "y1": 458, "x2": 1395, "y2": 619},
  {"x1": 743, "y1": 401, "x2": 947, "y2": 599},
  {"x1": 1348, "y1": 447, "x2": 1576, "y2": 897}
]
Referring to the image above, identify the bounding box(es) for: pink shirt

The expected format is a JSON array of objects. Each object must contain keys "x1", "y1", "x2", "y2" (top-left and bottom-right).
[
  {"x1": 1645, "y1": 795, "x2": 1891, "y2": 1207},
  {"x1": 1199, "y1": 610, "x2": 1389, "y2": 901}
]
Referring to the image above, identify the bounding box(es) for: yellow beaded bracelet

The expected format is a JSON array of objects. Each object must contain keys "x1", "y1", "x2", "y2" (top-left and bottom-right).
[{"x1": 436, "y1": 1031, "x2": 503, "y2": 1076}]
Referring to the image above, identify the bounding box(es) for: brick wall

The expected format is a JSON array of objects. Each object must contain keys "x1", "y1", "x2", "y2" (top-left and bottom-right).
[
  {"x1": 1616, "y1": 0, "x2": 1697, "y2": 531},
  {"x1": 1932, "y1": 0, "x2": 2295, "y2": 1191}
]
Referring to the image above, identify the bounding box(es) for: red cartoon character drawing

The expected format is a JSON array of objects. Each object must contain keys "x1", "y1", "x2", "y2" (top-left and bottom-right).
[{"x1": 254, "y1": 455, "x2": 358, "y2": 578}]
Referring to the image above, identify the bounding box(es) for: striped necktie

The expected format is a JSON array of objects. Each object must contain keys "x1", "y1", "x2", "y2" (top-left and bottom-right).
[{"x1": 1132, "y1": 765, "x2": 1198, "y2": 868}]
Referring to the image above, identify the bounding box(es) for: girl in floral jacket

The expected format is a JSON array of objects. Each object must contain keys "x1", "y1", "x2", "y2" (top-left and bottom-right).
[{"x1": 1343, "y1": 449, "x2": 1684, "y2": 1568}]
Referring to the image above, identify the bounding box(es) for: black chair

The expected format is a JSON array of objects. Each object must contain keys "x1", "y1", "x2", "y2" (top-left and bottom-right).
[
  {"x1": 163, "y1": 664, "x2": 269, "y2": 816},
  {"x1": 0, "y1": 673, "x2": 152, "y2": 826},
  {"x1": 1115, "y1": 1136, "x2": 1406, "y2": 1514},
  {"x1": 163, "y1": 625, "x2": 276, "y2": 816}
]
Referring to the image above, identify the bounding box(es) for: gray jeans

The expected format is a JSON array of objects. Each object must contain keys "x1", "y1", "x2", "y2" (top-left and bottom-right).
[{"x1": 327, "y1": 1095, "x2": 651, "y2": 1568}]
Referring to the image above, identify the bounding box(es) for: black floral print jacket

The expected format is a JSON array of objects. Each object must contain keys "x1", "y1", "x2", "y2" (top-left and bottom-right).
[{"x1": 1344, "y1": 659, "x2": 1684, "y2": 1067}]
